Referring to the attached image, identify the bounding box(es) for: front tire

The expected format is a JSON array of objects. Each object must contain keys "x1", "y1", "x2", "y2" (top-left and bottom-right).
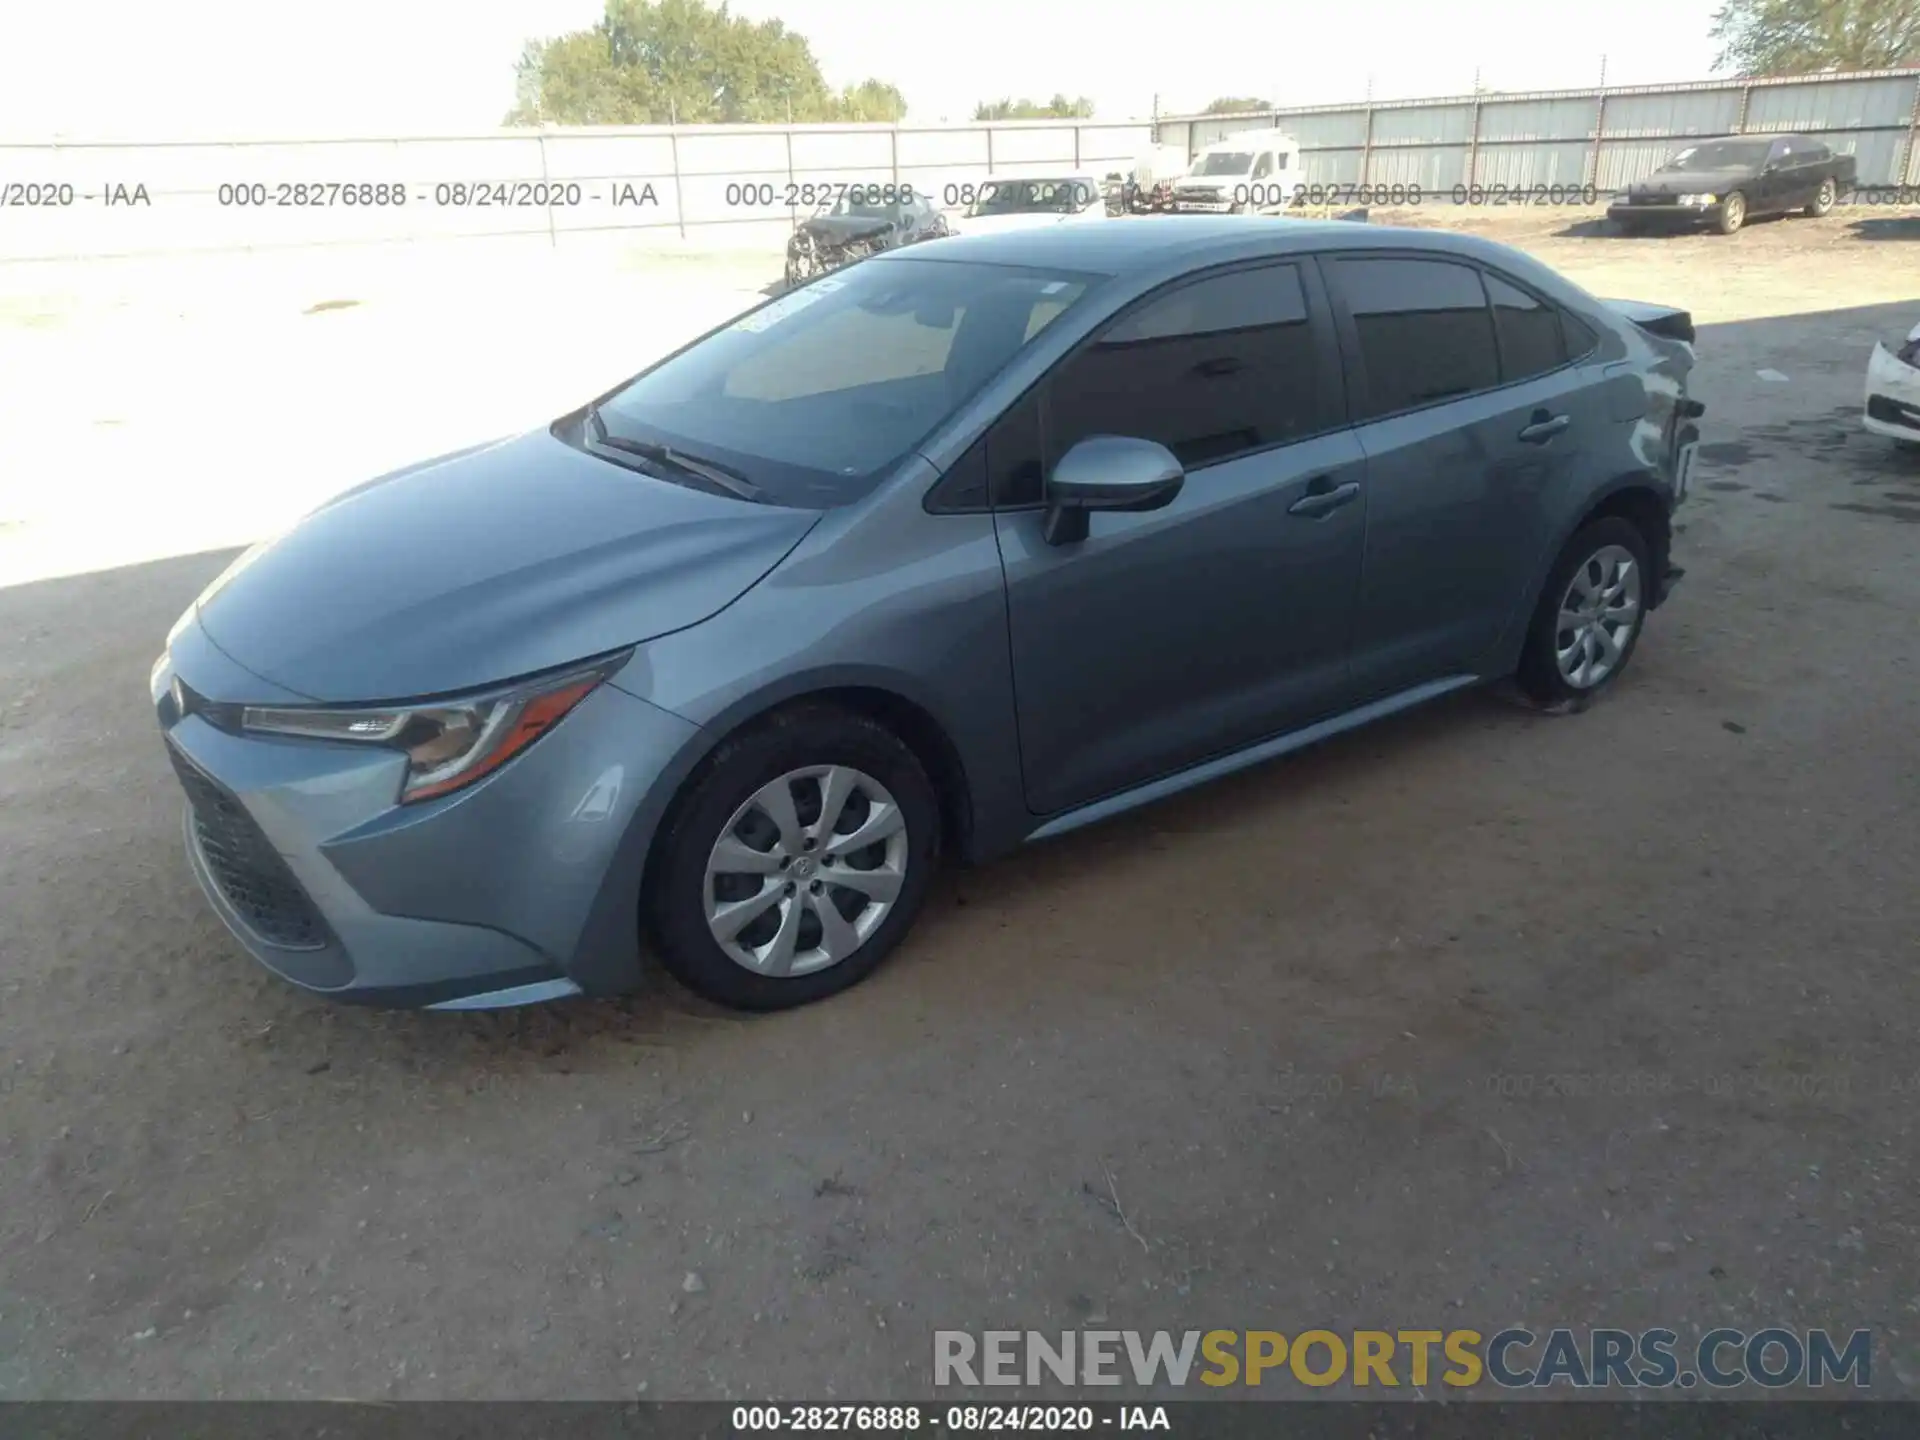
[
  {"x1": 646, "y1": 707, "x2": 941, "y2": 1011},
  {"x1": 1516, "y1": 517, "x2": 1654, "y2": 707},
  {"x1": 1805, "y1": 177, "x2": 1836, "y2": 217},
  {"x1": 1714, "y1": 190, "x2": 1747, "y2": 235}
]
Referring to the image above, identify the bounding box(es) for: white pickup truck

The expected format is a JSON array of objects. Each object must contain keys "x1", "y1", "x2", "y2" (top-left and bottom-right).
[{"x1": 1170, "y1": 131, "x2": 1304, "y2": 214}]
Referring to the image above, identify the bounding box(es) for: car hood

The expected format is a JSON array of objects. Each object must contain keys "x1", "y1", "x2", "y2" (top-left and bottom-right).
[
  {"x1": 1632, "y1": 167, "x2": 1750, "y2": 195},
  {"x1": 796, "y1": 215, "x2": 896, "y2": 244},
  {"x1": 190, "y1": 428, "x2": 821, "y2": 703}
]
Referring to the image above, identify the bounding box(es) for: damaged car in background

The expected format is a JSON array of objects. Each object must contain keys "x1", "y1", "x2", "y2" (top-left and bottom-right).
[
  {"x1": 785, "y1": 186, "x2": 948, "y2": 287},
  {"x1": 1865, "y1": 318, "x2": 1920, "y2": 451}
]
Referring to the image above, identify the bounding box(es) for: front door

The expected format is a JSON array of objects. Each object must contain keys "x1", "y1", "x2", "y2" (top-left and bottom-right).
[{"x1": 992, "y1": 260, "x2": 1367, "y2": 817}]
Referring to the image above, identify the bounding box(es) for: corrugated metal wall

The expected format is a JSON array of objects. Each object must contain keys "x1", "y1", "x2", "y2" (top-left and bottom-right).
[{"x1": 1158, "y1": 66, "x2": 1920, "y2": 199}]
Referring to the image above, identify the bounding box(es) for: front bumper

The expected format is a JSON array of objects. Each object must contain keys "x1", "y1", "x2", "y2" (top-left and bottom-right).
[
  {"x1": 152, "y1": 618, "x2": 701, "y2": 1009},
  {"x1": 1608, "y1": 199, "x2": 1721, "y2": 228},
  {"x1": 1864, "y1": 342, "x2": 1920, "y2": 442}
]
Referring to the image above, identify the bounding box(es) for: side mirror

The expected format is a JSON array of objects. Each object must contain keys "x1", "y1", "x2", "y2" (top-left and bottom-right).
[{"x1": 1042, "y1": 435, "x2": 1185, "y2": 546}]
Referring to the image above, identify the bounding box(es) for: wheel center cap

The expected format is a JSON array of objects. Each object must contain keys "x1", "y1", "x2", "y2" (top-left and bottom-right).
[{"x1": 793, "y1": 856, "x2": 816, "y2": 879}]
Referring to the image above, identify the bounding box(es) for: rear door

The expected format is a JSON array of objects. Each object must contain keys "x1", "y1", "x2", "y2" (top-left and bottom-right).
[
  {"x1": 992, "y1": 260, "x2": 1367, "y2": 816},
  {"x1": 1322, "y1": 254, "x2": 1604, "y2": 701},
  {"x1": 1759, "y1": 137, "x2": 1796, "y2": 214}
]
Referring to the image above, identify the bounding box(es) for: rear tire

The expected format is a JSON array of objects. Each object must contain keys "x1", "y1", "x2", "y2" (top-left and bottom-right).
[
  {"x1": 1516, "y1": 517, "x2": 1654, "y2": 708},
  {"x1": 1714, "y1": 190, "x2": 1747, "y2": 235},
  {"x1": 1804, "y1": 177, "x2": 1837, "y2": 217},
  {"x1": 646, "y1": 706, "x2": 941, "y2": 1012}
]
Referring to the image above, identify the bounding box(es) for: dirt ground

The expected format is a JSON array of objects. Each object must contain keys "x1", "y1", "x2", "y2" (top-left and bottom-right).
[{"x1": 2, "y1": 206, "x2": 1919, "y2": 1401}]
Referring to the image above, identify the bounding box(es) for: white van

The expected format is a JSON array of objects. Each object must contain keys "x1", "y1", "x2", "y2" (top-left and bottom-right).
[{"x1": 1170, "y1": 131, "x2": 1304, "y2": 214}]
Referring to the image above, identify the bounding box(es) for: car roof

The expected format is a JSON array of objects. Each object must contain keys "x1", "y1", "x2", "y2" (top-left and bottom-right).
[{"x1": 883, "y1": 215, "x2": 1514, "y2": 277}]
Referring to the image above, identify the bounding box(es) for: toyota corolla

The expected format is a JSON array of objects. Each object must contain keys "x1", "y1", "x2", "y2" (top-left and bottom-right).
[{"x1": 152, "y1": 218, "x2": 1701, "y2": 1013}]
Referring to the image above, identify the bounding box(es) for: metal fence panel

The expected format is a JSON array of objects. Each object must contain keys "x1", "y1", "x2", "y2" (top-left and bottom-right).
[
  {"x1": 1593, "y1": 137, "x2": 1691, "y2": 191},
  {"x1": 788, "y1": 128, "x2": 894, "y2": 170},
  {"x1": 986, "y1": 126, "x2": 1079, "y2": 164},
  {"x1": 1472, "y1": 140, "x2": 1591, "y2": 189},
  {"x1": 1477, "y1": 97, "x2": 1599, "y2": 142},
  {"x1": 1369, "y1": 104, "x2": 1477, "y2": 146},
  {"x1": 1077, "y1": 124, "x2": 1156, "y2": 163},
  {"x1": 673, "y1": 130, "x2": 789, "y2": 174},
  {"x1": 1743, "y1": 76, "x2": 1916, "y2": 132},
  {"x1": 1600, "y1": 89, "x2": 1743, "y2": 139},
  {"x1": 1366, "y1": 145, "x2": 1471, "y2": 191},
  {"x1": 1301, "y1": 148, "x2": 1364, "y2": 185},
  {"x1": 1273, "y1": 110, "x2": 1370, "y2": 148},
  {"x1": 542, "y1": 133, "x2": 677, "y2": 180},
  {"x1": 895, "y1": 128, "x2": 990, "y2": 167},
  {"x1": 1830, "y1": 129, "x2": 1913, "y2": 185}
]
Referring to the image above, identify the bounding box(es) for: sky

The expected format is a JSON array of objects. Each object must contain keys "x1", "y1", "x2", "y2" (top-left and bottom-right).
[{"x1": 0, "y1": 0, "x2": 1727, "y2": 138}]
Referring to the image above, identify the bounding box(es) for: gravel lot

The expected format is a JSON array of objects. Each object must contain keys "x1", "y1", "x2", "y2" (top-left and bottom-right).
[{"x1": 2, "y1": 208, "x2": 1918, "y2": 1400}]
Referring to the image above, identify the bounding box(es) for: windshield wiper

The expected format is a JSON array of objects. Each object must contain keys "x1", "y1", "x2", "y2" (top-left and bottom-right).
[{"x1": 585, "y1": 407, "x2": 763, "y2": 501}]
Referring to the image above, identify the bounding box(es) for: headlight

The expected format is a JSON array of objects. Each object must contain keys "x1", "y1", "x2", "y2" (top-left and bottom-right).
[
  {"x1": 240, "y1": 652, "x2": 630, "y2": 804},
  {"x1": 1679, "y1": 193, "x2": 1717, "y2": 206},
  {"x1": 1898, "y1": 337, "x2": 1920, "y2": 367}
]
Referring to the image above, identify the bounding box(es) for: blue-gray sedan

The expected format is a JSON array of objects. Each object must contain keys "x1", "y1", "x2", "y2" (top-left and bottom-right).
[{"x1": 151, "y1": 217, "x2": 1702, "y2": 1012}]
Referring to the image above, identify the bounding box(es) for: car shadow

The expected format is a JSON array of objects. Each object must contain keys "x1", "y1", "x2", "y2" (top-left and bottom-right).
[
  {"x1": 1553, "y1": 216, "x2": 1618, "y2": 238},
  {"x1": 1846, "y1": 215, "x2": 1920, "y2": 242}
]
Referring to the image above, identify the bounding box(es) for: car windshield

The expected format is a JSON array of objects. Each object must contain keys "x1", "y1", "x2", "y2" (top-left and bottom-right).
[
  {"x1": 1190, "y1": 151, "x2": 1254, "y2": 177},
  {"x1": 584, "y1": 258, "x2": 1097, "y2": 508},
  {"x1": 1665, "y1": 140, "x2": 1771, "y2": 170},
  {"x1": 968, "y1": 179, "x2": 1090, "y2": 216}
]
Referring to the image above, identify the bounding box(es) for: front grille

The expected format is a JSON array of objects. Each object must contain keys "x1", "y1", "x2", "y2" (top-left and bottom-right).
[
  {"x1": 1868, "y1": 394, "x2": 1920, "y2": 433},
  {"x1": 167, "y1": 743, "x2": 329, "y2": 950}
]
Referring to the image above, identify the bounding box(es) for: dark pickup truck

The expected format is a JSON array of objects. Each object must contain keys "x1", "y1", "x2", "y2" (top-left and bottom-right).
[{"x1": 1608, "y1": 133, "x2": 1857, "y2": 236}]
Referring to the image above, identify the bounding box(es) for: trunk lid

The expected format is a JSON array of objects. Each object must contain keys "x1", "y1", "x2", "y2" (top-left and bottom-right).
[{"x1": 1602, "y1": 298, "x2": 1696, "y2": 346}]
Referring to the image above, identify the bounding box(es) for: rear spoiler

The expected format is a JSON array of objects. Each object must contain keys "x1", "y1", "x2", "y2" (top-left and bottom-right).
[{"x1": 1602, "y1": 298, "x2": 1695, "y2": 345}]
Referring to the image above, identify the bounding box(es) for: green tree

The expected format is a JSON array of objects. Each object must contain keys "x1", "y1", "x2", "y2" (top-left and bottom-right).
[
  {"x1": 1710, "y1": 0, "x2": 1920, "y2": 74},
  {"x1": 972, "y1": 94, "x2": 1096, "y2": 120},
  {"x1": 1203, "y1": 96, "x2": 1273, "y2": 114},
  {"x1": 832, "y1": 79, "x2": 909, "y2": 122},
  {"x1": 505, "y1": 0, "x2": 908, "y2": 125}
]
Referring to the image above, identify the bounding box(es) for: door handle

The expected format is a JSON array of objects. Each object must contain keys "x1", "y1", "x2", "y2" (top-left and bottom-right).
[
  {"x1": 1287, "y1": 478, "x2": 1361, "y2": 518},
  {"x1": 1193, "y1": 356, "x2": 1244, "y2": 378},
  {"x1": 1518, "y1": 412, "x2": 1571, "y2": 444}
]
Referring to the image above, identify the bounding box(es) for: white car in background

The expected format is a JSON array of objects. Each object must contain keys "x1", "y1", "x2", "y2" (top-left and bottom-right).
[
  {"x1": 1864, "y1": 319, "x2": 1920, "y2": 449},
  {"x1": 947, "y1": 172, "x2": 1110, "y2": 237}
]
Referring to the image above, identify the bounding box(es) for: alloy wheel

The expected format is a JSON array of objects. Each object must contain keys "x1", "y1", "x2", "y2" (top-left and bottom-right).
[
  {"x1": 703, "y1": 765, "x2": 909, "y2": 977},
  {"x1": 1554, "y1": 544, "x2": 1643, "y2": 689}
]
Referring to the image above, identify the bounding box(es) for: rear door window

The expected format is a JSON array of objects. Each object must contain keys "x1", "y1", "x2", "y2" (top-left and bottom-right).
[
  {"x1": 1483, "y1": 272, "x2": 1568, "y2": 383},
  {"x1": 1329, "y1": 257, "x2": 1500, "y2": 421}
]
